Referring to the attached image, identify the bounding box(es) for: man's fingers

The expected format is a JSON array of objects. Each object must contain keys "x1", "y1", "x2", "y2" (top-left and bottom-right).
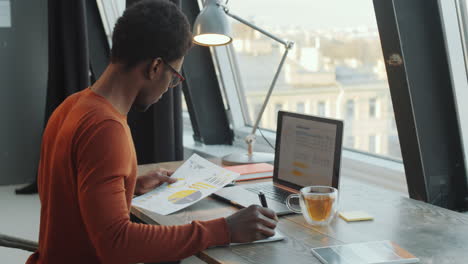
[
  {"x1": 255, "y1": 224, "x2": 275, "y2": 238},
  {"x1": 157, "y1": 174, "x2": 177, "y2": 184},
  {"x1": 167, "y1": 177, "x2": 177, "y2": 183},
  {"x1": 258, "y1": 214, "x2": 278, "y2": 229},
  {"x1": 157, "y1": 168, "x2": 174, "y2": 177},
  {"x1": 158, "y1": 169, "x2": 176, "y2": 183},
  {"x1": 258, "y1": 207, "x2": 278, "y2": 221}
]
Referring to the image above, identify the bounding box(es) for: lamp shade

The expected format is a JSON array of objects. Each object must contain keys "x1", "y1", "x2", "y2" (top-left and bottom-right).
[{"x1": 193, "y1": 0, "x2": 232, "y2": 46}]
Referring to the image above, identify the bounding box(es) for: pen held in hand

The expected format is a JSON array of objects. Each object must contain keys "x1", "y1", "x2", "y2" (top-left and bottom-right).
[{"x1": 258, "y1": 192, "x2": 268, "y2": 208}]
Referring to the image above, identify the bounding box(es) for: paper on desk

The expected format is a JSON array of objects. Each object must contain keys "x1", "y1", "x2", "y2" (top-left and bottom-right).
[
  {"x1": 230, "y1": 230, "x2": 286, "y2": 246},
  {"x1": 132, "y1": 154, "x2": 240, "y2": 215}
]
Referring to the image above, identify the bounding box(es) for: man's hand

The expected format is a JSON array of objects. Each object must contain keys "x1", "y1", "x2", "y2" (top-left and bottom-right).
[
  {"x1": 134, "y1": 169, "x2": 177, "y2": 196},
  {"x1": 225, "y1": 205, "x2": 278, "y2": 243}
]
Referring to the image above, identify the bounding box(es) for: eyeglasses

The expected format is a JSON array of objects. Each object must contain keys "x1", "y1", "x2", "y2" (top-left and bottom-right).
[{"x1": 162, "y1": 59, "x2": 185, "y2": 88}]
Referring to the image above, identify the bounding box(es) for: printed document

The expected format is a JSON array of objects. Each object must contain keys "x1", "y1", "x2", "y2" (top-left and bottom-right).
[{"x1": 132, "y1": 154, "x2": 239, "y2": 215}]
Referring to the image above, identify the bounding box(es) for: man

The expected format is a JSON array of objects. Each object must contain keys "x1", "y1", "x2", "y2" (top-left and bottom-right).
[{"x1": 26, "y1": 1, "x2": 278, "y2": 263}]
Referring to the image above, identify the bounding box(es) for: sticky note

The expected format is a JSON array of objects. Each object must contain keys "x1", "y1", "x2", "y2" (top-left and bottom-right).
[{"x1": 339, "y1": 211, "x2": 374, "y2": 222}]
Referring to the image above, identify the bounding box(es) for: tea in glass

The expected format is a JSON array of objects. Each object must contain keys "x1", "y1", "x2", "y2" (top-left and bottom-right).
[{"x1": 286, "y1": 186, "x2": 338, "y2": 225}]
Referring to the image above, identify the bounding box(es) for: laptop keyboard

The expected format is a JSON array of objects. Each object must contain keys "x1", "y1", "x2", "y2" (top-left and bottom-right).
[{"x1": 245, "y1": 184, "x2": 292, "y2": 203}]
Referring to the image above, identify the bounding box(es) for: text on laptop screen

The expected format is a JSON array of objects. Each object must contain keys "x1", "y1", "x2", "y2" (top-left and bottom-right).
[{"x1": 277, "y1": 115, "x2": 337, "y2": 187}]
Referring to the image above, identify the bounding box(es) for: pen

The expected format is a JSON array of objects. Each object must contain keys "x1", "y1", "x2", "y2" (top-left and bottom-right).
[{"x1": 258, "y1": 192, "x2": 268, "y2": 208}]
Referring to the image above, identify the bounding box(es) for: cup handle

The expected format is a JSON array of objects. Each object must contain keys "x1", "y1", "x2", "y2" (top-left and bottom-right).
[{"x1": 286, "y1": 194, "x2": 302, "y2": 213}]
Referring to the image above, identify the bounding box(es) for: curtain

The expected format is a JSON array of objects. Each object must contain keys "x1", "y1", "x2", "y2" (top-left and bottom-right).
[
  {"x1": 44, "y1": 0, "x2": 90, "y2": 120},
  {"x1": 127, "y1": 88, "x2": 184, "y2": 164},
  {"x1": 16, "y1": 0, "x2": 90, "y2": 194}
]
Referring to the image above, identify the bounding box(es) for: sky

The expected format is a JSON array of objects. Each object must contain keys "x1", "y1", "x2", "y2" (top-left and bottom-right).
[{"x1": 227, "y1": 0, "x2": 378, "y2": 29}]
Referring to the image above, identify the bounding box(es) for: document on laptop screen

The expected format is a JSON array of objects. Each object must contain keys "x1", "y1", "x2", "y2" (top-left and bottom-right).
[{"x1": 278, "y1": 115, "x2": 337, "y2": 187}]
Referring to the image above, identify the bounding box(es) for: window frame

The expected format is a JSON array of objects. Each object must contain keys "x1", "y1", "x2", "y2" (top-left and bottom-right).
[
  {"x1": 374, "y1": 0, "x2": 468, "y2": 210},
  {"x1": 439, "y1": 0, "x2": 468, "y2": 183}
]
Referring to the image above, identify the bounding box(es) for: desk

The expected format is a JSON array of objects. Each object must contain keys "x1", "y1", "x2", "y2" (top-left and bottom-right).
[{"x1": 132, "y1": 162, "x2": 468, "y2": 264}]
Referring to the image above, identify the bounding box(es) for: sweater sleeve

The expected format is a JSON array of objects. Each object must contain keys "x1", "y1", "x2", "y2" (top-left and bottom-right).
[{"x1": 75, "y1": 120, "x2": 230, "y2": 264}]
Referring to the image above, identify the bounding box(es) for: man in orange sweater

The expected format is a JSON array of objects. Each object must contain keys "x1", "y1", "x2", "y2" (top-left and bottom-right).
[{"x1": 26, "y1": 0, "x2": 278, "y2": 263}]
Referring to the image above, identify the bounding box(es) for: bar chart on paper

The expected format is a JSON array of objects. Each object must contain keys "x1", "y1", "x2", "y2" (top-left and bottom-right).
[
  {"x1": 168, "y1": 190, "x2": 203, "y2": 204},
  {"x1": 132, "y1": 154, "x2": 239, "y2": 215}
]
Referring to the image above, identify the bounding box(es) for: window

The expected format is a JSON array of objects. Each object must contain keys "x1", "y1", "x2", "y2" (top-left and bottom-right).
[
  {"x1": 346, "y1": 99, "x2": 355, "y2": 120},
  {"x1": 269, "y1": 103, "x2": 283, "y2": 125},
  {"x1": 296, "y1": 102, "x2": 305, "y2": 113},
  {"x1": 451, "y1": 0, "x2": 468, "y2": 170},
  {"x1": 274, "y1": 103, "x2": 283, "y2": 114},
  {"x1": 369, "y1": 97, "x2": 377, "y2": 118},
  {"x1": 346, "y1": 136, "x2": 355, "y2": 148},
  {"x1": 387, "y1": 135, "x2": 402, "y2": 159},
  {"x1": 96, "y1": 0, "x2": 125, "y2": 45},
  {"x1": 317, "y1": 101, "x2": 326, "y2": 116},
  {"x1": 182, "y1": 96, "x2": 188, "y2": 112},
  {"x1": 225, "y1": 0, "x2": 402, "y2": 160},
  {"x1": 369, "y1": 134, "x2": 379, "y2": 154}
]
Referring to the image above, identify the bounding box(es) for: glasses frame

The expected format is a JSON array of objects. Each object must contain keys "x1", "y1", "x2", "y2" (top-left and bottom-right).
[{"x1": 161, "y1": 58, "x2": 185, "y2": 88}]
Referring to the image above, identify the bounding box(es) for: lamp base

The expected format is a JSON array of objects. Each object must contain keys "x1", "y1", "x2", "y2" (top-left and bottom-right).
[{"x1": 222, "y1": 152, "x2": 274, "y2": 166}]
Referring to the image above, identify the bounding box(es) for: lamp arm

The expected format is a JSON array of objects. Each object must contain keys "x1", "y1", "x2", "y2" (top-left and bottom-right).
[
  {"x1": 219, "y1": 2, "x2": 295, "y2": 156},
  {"x1": 225, "y1": 13, "x2": 287, "y2": 45},
  {"x1": 250, "y1": 47, "x2": 290, "y2": 136},
  {"x1": 246, "y1": 43, "x2": 291, "y2": 155},
  {"x1": 221, "y1": 6, "x2": 288, "y2": 46}
]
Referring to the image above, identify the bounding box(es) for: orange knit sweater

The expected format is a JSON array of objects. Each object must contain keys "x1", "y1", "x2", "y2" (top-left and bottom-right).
[{"x1": 26, "y1": 88, "x2": 229, "y2": 264}]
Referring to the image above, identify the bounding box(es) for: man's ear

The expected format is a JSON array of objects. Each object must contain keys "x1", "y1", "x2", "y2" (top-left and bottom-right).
[{"x1": 147, "y1": 57, "x2": 163, "y2": 80}]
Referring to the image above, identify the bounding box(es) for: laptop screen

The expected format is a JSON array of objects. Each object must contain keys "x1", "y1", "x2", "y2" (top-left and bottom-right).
[{"x1": 273, "y1": 111, "x2": 343, "y2": 190}]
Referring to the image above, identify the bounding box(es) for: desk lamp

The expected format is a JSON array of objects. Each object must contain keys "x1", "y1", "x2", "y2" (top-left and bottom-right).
[{"x1": 193, "y1": 0, "x2": 294, "y2": 165}]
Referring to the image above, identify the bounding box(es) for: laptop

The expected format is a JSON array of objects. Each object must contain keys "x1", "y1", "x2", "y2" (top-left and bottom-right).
[{"x1": 214, "y1": 111, "x2": 343, "y2": 216}]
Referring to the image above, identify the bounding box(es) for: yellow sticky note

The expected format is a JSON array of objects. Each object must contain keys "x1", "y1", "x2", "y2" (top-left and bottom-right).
[{"x1": 339, "y1": 211, "x2": 374, "y2": 222}]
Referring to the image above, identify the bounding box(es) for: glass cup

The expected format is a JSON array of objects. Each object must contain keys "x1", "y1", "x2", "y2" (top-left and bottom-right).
[{"x1": 286, "y1": 186, "x2": 338, "y2": 226}]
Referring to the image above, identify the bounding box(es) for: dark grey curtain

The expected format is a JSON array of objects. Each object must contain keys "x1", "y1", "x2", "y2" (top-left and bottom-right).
[
  {"x1": 126, "y1": 0, "x2": 184, "y2": 165},
  {"x1": 16, "y1": 0, "x2": 90, "y2": 194},
  {"x1": 44, "y1": 0, "x2": 90, "y2": 120},
  {"x1": 127, "y1": 89, "x2": 184, "y2": 164}
]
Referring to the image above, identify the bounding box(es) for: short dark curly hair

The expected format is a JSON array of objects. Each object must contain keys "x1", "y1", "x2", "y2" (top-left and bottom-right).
[{"x1": 110, "y1": 0, "x2": 192, "y2": 69}]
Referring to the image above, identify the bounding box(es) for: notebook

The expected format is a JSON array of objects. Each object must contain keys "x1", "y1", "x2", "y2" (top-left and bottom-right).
[
  {"x1": 211, "y1": 230, "x2": 286, "y2": 248},
  {"x1": 230, "y1": 230, "x2": 285, "y2": 246},
  {"x1": 224, "y1": 163, "x2": 273, "y2": 182}
]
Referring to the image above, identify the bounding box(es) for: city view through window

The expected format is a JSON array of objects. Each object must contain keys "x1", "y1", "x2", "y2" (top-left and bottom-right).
[{"x1": 228, "y1": 0, "x2": 402, "y2": 160}]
